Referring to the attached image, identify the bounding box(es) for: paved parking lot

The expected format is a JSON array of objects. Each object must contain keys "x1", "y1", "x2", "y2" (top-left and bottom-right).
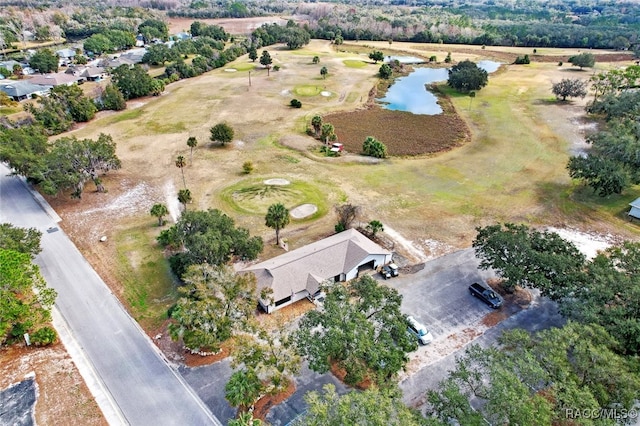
[
  {"x1": 389, "y1": 248, "x2": 564, "y2": 412},
  {"x1": 389, "y1": 248, "x2": 496, "y2": 338}
]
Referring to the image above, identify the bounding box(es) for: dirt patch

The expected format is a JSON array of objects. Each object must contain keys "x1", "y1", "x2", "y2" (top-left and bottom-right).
[
  {"x1": 256, "y1": 300, "x2": 316, "y2": 332},
  {"x1": 253, "y1": 379, "x2": 296, "y2": 421},
  {"x1": 329, "y1": 361, "x2": 372, "y2": 390},
  {"x1": 324, "y1": 91, "x2": 470, "y2": 156},
  {"x1": 0, "y1": 343, "x2": 106, "y2": 426}
]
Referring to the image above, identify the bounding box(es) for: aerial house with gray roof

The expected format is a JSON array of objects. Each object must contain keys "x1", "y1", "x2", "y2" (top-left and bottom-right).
[{"x1": 244, "y1": 228, "x2": 392, "y2": 313}]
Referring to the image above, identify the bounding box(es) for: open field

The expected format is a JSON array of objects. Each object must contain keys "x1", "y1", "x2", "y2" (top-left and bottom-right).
[{"x1": 42, "y1": 39, "x2": 640, "y2": 334}]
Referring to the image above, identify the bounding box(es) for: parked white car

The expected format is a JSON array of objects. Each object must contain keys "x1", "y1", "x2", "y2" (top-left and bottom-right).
[{"x1": 407, "y1": 316, "x2": 433, "y2": 345}]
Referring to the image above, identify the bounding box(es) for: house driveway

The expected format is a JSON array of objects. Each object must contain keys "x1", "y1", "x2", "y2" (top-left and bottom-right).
[{"x1": 180, "y1": 248, "x2": 564, "y2": 423}]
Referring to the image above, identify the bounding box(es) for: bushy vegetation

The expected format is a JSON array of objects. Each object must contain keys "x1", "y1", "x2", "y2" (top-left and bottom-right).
[
  {"x1": 0, "y1": 224, "x2": 57, "y2": 347},
  {"x1": 157, "y1": 209, "x2": 263, "y2": 278},
  {"x1": 0, "y1": 129, "x2": 121, "y2": 198},
  {"x1": 474, "y1": 223, "x2": 640, "y2": 355},
  {"x1": 295, "y1": 275, "x2": 416, "y2": 386},
  {"x1": 447, "y1": 60, "x2": 489, "y2": 93},
  {"x1": 567, "y1": 66, "x2": 640, "y2": 196}
]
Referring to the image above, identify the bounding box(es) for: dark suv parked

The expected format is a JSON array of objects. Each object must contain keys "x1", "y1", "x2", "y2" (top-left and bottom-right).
[{"x1": 469, "y1": 282, "x2": 502, "y2": 309}]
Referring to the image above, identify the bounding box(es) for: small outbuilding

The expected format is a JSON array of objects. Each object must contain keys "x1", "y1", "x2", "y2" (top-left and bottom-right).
[
  {"x1": 628, "y1": 198, "x2": 640, "y2": 220},
  {"x1": 244, "y1": 228, "x2": 392, "y2": 313}
]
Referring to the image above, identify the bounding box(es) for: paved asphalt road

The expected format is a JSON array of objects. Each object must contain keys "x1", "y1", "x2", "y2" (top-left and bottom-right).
[{"x1": 0, "y1": 164, "x2": 221, "y2": 426}]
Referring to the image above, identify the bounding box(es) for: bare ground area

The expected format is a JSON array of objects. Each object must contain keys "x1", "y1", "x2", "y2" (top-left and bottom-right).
[
  {"x1": 0, "y1": 343, "x2": 106, "y2": 426},
  {"x1": 166, "y1": 16, "x2": 297, "y2": 35}
]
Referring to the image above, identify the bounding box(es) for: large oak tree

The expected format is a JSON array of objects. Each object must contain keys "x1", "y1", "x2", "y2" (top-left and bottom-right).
[
  {"x1": 295, "y1": 275, "x2": 417, "y2": 386},
  {"x1": 169, "y1": 264, "x2": 257, "y2": 352},
  {"x1": 426, "y1": 323, "x2": 640, "y2": 424}
]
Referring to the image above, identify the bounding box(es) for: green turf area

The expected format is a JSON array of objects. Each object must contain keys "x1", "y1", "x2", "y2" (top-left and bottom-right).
[
  {"x1": 220, "y1": 178, "x2": 328, "y2": 221},
  {"x1": 343, "y1": 59, "x2": 368, "y2": 68},
  {"x1": 115, "y1": 222, "x2": 177, "y2": 328},
  {"x1": 294, "y1": 84, "x2": 323, "y2": 96}
]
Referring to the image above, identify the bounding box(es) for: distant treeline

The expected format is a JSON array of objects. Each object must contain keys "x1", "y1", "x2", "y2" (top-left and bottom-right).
[{"x1": 168, "y1": 0, "x2": 640, "y2": 50}]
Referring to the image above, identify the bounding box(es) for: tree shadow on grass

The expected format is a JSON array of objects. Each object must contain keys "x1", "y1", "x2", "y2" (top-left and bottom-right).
[{"x1": 535, "y1": 180, "x2": 635, "y2": 224}]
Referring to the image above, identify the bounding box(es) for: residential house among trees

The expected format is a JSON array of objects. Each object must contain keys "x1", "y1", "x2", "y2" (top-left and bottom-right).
[
  {"x1": 244, "y1": 229, "x2": 392, "y2": 313},
  {"x1": 64, "y1": 65, "x2": 106, "y2": 82},
  {"x1": 56, "y1": 48, "x2": 76, "y2": 66},
  {"x1": 28, "y1": 72, "x2": 80, "y2": 88},
  {"x1": 0, "y1": 80, "x2": 48, "y2": 101}
]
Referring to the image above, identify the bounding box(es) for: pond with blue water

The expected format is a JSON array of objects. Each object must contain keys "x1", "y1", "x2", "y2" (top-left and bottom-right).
[{"x1": 377, "y1": 60, "x2": 501, "y2": 115}]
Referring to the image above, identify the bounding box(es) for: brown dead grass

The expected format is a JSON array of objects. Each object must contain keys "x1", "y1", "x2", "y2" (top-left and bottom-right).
[
  {"x1": 166, "y1": 16, "x2": 296, "y2": 36},
  {"x1": 324, "y1": 90, "x2": 470, "y2": 156}
]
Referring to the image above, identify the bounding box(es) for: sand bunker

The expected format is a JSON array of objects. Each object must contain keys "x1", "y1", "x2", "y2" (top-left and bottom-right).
[
  {"x1": 224, "y1": 68, "x2": 237, "y2": 72},
  {"x1": 264, "y1": 178, "x2": 290, "y2": 186},
  {"x1": 290, "y1": 203, "x2": 317, "y2": 219},
  {"x1": 321, "y1": 91, "x2": 331, "y2": 97}
]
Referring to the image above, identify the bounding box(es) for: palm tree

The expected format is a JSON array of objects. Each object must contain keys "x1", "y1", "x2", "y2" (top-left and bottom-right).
[
  {"x1": 311, "y1": 115, "x2": 323, "y2": 138},
  {"x1": 175, "y1": 155, "x2": 186, "y2": 188},
  {"x1": 150, "y1": 203, "x2": 169, "y2": 226},
  {"x1": 225, "y1": 369, "x2": 262, "y2": 413},
  {"x1": 366, "y1": 220, "x2": 384, "y2": 237},
  {"x1": 320, "y1": 66, "x2": 328, "y2": 79},
  {"x1": 265, "y1": 203, "x2": 290, "y2": 246},
  {"x1": 186, "y1": 137, "x2": 198, "y2": 164},
  {"x1": 177, "y1": 188, "x2": 192, "y2": 212},
  {"x1": 321, "y1": 123, "x2": 335, "y2": 145}
]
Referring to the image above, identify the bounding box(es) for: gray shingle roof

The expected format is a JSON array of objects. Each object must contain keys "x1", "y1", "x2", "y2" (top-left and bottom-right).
[
  {"x1": 28, "y1": 72, "x2": 79, "y2": 87},
  {"x1": 0, "y1": 80, "x2": 46, "y2": 97},
  {"x1": 245, "y1": 229, "x2": 391, "y2": 302}
]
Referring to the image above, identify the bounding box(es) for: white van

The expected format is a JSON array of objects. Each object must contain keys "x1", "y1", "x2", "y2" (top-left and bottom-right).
[{"x1": 407, "y1": 316, "x2": 433, "y2": 345}]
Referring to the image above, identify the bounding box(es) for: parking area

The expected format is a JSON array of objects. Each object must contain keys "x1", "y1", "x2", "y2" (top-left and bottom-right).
[
  {"x1": 389, "y1": 248, "x2": 564, "y2": 412},
  {"x1": 180, "y1": 248, "x2": 563, "y2": 424},
  {"x1": 390, "y1": 248, "x2": 496, "y2": 340}
]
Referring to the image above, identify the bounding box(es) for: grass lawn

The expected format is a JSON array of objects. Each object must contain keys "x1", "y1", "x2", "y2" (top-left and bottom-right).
[
  {"x1": 0, "y1": 105, "x2": 22, "y2": 115},
  {"x1": 220, "y1": 178, "x2": 329, "y2": 221},
  {"x1": 53, "y1": 39, "x2": 640, "y2": 328},
  {"x1": 343, "y1": 59, "x2": 369, "y2": 68},
  {"x1": 115, "y1": 220, "x2": 177, "y2": 328}
]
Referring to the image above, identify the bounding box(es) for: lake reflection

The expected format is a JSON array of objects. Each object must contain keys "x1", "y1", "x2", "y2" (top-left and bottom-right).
[{"x1": 377, "y1": 61, "x2": 500, "y2": 115}]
